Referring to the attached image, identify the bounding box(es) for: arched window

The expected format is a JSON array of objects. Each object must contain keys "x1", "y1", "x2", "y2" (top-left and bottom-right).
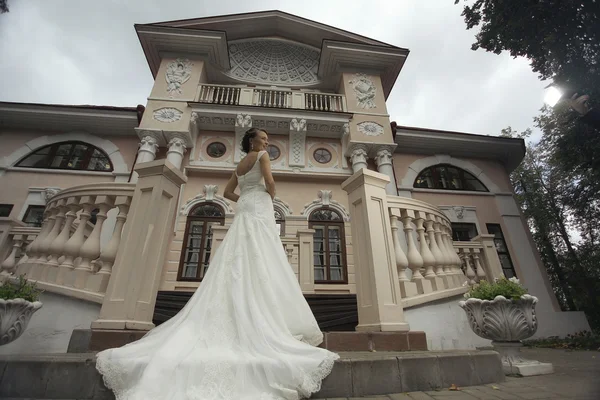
[
  {"x1": 414, "y1": 164, "x2": 488, "y2": 192},
  {"x1": 178, "y1": 203, "x2": 225, "y2": 281},
  {"x1": 274, "y1": 208, "x2": 285, "y2": 236},
  {"x1": 309, "y1": 208, "x2": 347, "y2": 283},
  {"x1": 15, "y1": 141, "x2": 113, "y2": 172}
]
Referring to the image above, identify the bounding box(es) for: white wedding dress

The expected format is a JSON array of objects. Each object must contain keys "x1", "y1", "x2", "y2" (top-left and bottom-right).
[{"x1": 95, "y1": 150, "x2": 339, "y2": 400}]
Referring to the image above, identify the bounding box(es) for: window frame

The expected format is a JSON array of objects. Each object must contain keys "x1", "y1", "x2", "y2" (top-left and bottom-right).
[
  {"x1": 308, "y1": 208, "x2": 348, "y2": 284},
  {"x1": 451, "y1": 222, "x2": 479, "y2": 242},
  {"x1": 414, "y1": 164, "x2": 489, "y2": 192},
  {"x1": 15, "y1": 141, "x2": 114, "y2": 172},
  {"x1": 274, "y1": 207, "x2": 285, "y2": 236},
  {"x1": 486, "y1": 223, "x2": 518, "y2": 278},
  {"x1": 177, "y1": 203, "x2": 225, "y2": 282}
]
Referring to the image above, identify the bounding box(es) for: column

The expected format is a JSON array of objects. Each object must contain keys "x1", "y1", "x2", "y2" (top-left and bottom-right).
[
  {"x1": 349, "y1": 146, "x2": 368, "y2": 172},
  {"x1": 297, "y1": 229, "x2": 315, "y2": 293},
  {"x1": 166, "y1": 138, "x2": 187, "y2": 169},
  {"x1": 375, "y1": 147, "x2": 397, "y2": 195},
  {"x1": 341, "y1": 168, "x2": 410, "y2": 332},
  {"x1": 137, "y1": 136, "x2": 159, "y2": 163},
  {"x1": 91, "y1": 159, "x2": 187, "y2": 334}
]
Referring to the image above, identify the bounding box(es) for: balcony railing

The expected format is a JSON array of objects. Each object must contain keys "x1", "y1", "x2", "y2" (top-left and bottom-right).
[
  {"x1": 197, "y1": 84, "x2": 347, "y2": 112},
  {"x1": 1, "y1": 183, "x2": 135, "y2": 301}
]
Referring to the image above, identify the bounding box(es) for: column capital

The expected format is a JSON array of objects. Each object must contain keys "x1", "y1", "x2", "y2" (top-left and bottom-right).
[{"x1": 375, "y1": 148, "x2": 393, "y2": 167}]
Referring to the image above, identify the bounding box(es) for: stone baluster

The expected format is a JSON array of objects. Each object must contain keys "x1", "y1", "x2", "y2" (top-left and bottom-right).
[
  {"x1": 424, "y1": 214, "x2": 445, "y2": 291},
  {"x1": 16, "y1": 236, "x2": 34, "y2": 267},
  {"x1": 92, "y1": 199, "x2": 130, "y2": 293},
  {"x1": 472, "y1": 248, "x2": 487, "y2": 282},
  {"x1": 415, "y1": 212, "x2": 436, "y2": 279},
  {"x1": 433, "y1": 217, "x2": 452, "y2": 288},
  {"x1": 35, "y1": 206, "x2": 59, "y2": 263},
  {"x1": 40, "y1": 201, "x2": 68, "y2": 282},
  {"x1": 1, "y1": 235, "x2": 24, "y2": 275},
  {"x1": 401, "y1": 209, "x2": 432, "y2": 295},
  {"x1": 59, "y1": 197, "x2": 94, "y2": 285},
  {"x1": 25, "y1": 217, "x2": 49, "y2": 263},
  {"x1": 390, "y1": 214, "x2": 409, "y2": 281},
  {"x1": 443, "y1": 224, "x2": 464, "y2": 286},
  {"x1": 47, "y1": 199, "x2": 74, "y2": 267},
  {"x1": 462, "y1": 248, "x2": 476, "y2": 285},
  {"x1": 75, "y1": 197, "x2": 113, "y2": 289}
]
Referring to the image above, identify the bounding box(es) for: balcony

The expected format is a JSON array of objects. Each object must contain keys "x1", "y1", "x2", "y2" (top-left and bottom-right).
[{"x1": 196, "y1": 84, "x2": 347, "y2": 113}]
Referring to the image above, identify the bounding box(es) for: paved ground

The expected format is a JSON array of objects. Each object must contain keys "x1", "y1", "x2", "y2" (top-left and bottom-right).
[{"x1": 328, "y1": 348, "x2": 600, "y2": 400}]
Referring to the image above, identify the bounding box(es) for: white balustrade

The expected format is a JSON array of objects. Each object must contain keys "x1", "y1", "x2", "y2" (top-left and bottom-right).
[
  {"x1": 12, "y1": 183, "x2": 135, "y2": 295},
  {"x1": 196, "y1": 84, "x2": 347, "y2": 112},
  {"x1": 454, "y1": 241, "x2": 492, "y2": 285}
]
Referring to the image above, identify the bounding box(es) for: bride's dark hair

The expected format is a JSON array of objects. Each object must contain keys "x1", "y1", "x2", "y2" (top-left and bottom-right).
[{"x1": 241, "y1": 128, "x2": 265, "y2": 153}]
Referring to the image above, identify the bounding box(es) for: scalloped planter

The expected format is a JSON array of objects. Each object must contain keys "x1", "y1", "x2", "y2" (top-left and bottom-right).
[
  {"x1": 459, "y1": 295, "x2": 553, "y2": 376},
  {"x1": 0, "y1": 298, "x2": 43, "y2": 346}
]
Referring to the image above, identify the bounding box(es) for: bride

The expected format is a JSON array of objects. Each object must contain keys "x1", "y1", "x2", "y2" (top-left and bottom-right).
[{"x1": 95, "y1": 128, "x2": 339, "y2": 400}]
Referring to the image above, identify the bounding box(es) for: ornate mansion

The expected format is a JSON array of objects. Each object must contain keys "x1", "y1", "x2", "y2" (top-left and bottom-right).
[{"x1": 0, "y1": 11, "x2": 590, "y2": 354}]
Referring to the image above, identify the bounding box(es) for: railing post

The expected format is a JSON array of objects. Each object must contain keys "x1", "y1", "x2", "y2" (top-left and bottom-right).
[
  {"x1": 91, "y1": 160, "x2": 187, "y2": 345},
  {"x1": 390, "y1": 213, "x2": 417, "y2": 298},
  {"x1": 342, "y1": 169, "x2": 410, "y2": 332},
  {"x1": 0, "y1": 234, "x2": 23, "y2": 276},
  {"x1": 424, "y1": 214, "x2": 444, "y2": 291},
  {"x1": 296, "y1": 229, "x2": 315, "y2": 293}
]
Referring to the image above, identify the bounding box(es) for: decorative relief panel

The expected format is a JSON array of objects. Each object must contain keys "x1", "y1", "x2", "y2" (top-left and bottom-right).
[
  {"x1": 166, "y1": 58, "x2": 193, "y2": 97},
  {"x1": 153, "y1": 107, "x2": 183, "y2": 123},
  {"x1": 289, "y1": 118, "x2": 307, "y2": 168},
  {"x1": 357, "y1": 121, "x2": 384, "y2": 136},
  {"x1": 349, "y1": 73, "x2": 377, "y2": 109},
  {"x1": 225, "y1": 38, "x2": 320, "y2": 85}
]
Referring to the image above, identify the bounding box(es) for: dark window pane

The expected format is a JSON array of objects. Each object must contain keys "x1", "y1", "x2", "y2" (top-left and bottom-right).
[
  {"x1": 23, "y1": 205, "x2": 45, "y2": 227},
  {"x1": 16, "y1": 141, "x2": 113, "y2": 172},
  {"x1": 309, "y1": 208, "x2": 347, "y2": 283},
  {"x1": 191, "y1": 204, "x2": 224, "y2": 217},
  {"x1": 414, "y1": 164, "x2": 488, "y2": 192},
  {"x1": 207, "y1": 142, "x2": 227, "y2": 158},
  {"x1": 0, "y1": 204, "x2": 13, "y2": 217}
]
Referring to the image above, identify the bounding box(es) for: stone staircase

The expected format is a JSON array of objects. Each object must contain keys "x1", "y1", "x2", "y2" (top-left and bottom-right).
[{"x1": 0, "y1": 350, "x2": 504, "y2": 399}]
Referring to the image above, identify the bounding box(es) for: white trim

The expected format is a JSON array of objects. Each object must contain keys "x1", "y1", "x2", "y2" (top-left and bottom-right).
[
  {"x1": 179, "y1": 185, "x2": 234, "y2": 215},
  {"x1": 0, "y1": 132, "x2": 129, "y2": 175},
  {"x1": 273, "y1": 197, "x2": 293, "y2": 216},
  {"x1": 438, "y1": 205, "x2": 482, "y2": 236},
  {"x1": 400, "y1": 154, "x2": 501, "y2": 193},
  {"x1": 399, "y1": 187, "x2": 496, "y2": 197},
  {"x1": 301, "y1": 190, "x2": 350, "y2": 222}
]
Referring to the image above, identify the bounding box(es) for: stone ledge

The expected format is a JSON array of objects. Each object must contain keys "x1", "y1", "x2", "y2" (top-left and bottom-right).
[{"x1": 0, "y1": 350, "x2": 504, "y2": 399}]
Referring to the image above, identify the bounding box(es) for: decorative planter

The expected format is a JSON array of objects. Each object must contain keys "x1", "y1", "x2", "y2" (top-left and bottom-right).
[
  {"x1": 0, "y1": 298, "x2": 43, "y2": 346},
  {"x1": 459, "y1": 294, "x2": 553, "y2": 376}
]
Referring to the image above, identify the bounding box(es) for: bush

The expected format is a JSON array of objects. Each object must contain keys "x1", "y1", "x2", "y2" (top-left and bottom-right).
[
  {"x1": 464, "y1": 277, "x2": 528, "y2": 301},
  {"x1": 0, "y1": 275, "x2": 43, "y2": 302},
  {"x1": 524, "y1": 331, "x2": 600, "y2": 351}
]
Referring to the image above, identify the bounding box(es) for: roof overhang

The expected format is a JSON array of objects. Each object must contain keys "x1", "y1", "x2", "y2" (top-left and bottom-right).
[
  {"x1": 136, "y1": 25, "x2": 230, "y2": 78},
  {"x1": 394, "y1": 125, "x2": 526, "y2": 173},
  {"x1": 319, "y1": 40, "x2": 409, "y2": 99},
  {"x1": 0, "y1": 102, "x2": 139, "y2": 136}
]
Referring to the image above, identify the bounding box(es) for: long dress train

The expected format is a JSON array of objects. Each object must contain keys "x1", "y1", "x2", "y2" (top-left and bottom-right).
[{"x1": 95, "y1": 150, "x2": 339, "y2": 400}]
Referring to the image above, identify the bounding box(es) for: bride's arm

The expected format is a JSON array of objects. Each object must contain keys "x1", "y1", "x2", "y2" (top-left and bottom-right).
[
  {"x1": 223, "y1": 172, "x2": 239, "y2": 202},
  {"x1": 259, "y1": 152, "x2": 276, "y2": 200}
]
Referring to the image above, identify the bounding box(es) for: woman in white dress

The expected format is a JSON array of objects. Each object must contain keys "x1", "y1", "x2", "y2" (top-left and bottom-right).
[{"x1": 95, "y1": 128, "x2": 339, "y2": 400}]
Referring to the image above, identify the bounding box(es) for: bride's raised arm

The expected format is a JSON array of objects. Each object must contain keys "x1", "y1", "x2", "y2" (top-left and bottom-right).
[
  {"x1": 223, "y1": 172, "x2": 239, "y2": 202},
  {"x1": 259, "y1": 152, "x2": 276, "y2": 200}
]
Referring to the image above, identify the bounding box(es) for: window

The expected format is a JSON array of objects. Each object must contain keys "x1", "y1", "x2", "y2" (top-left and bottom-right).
[
  {"x1": 414, "y1": 164, "x2": 488, "y2": 192},
  {"x1": 0, "y1": 204, "x2": 13, "y2": 218},
  {"x1": 486, "y1": 223, "x2": 517, "y2": 278},
  {"x1": 207, "y1": 142, "x2": 227, "y2": 158},
  {"x1": 15, "y1": 141, "x2": 113, "y2": 172},
  {"x1": 178, "y1": 204, "x2": 225, "y2": 281},
  {"x1": 451, "y1": 223, "x2": 478, "y2": 242},
  {"x1": 23, "y1": 205, "x2": 45, "y2": 227},
  {"x1": 313, "y1": 148, "x2": 332, "y2": 164},
  {"x1": 267, "y1": 145, "x2": 281, "y2": 161},
  {"x1": 309, "y1": 208, "x2": 347, "y2": 283},
  {"x1": 274, "y1": 208, "x2": 285, "y2": 236}
]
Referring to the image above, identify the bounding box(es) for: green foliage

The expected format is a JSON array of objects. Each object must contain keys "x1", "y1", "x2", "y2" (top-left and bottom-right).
[
  {"x1": 0, "y1": 275, "x2": 43, "y2": 302},
  {"x1": 465, "y1": 278, "x2": 528, "y2": 301},
  {"x1": 0, "y1": 0, "x2": 8, "y2": 14},
  {"x1": 524, "y1": 331, "x2": 600, "y2": 351}
]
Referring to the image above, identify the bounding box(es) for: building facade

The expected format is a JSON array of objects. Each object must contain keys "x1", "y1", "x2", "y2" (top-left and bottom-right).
[{"x1": 0, "y1": 11, "x2": 590, "y2": 354}]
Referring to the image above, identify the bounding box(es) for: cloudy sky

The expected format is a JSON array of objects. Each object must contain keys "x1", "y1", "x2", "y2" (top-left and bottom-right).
[{"x1": 0, "y1": 0, "x2": 548, "y2": 138}]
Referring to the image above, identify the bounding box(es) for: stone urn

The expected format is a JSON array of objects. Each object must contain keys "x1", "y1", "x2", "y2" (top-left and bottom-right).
[
  {"x1": 459, "y1": 294, "x2": 553, "y2": 376},
  {"x1": 0, "y1": 298, "x2": 43, "y2": 346}
]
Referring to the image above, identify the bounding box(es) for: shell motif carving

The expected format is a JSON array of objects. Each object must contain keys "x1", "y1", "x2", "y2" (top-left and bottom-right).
[
  {"x1": 0, "y1": 298, "x2": 43, "y2": 346},
  {"x1": 458, "y1": 295, "x2": 538, "y2": 341}
]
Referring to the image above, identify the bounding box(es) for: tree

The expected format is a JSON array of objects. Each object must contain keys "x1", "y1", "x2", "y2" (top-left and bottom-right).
[{"x1": 0, "y1": 0, "x2": 8, "y2": 14}]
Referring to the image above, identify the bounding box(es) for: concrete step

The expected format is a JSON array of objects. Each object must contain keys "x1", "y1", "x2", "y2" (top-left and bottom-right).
[{"x1": 0, "y1": 350, "x2": 504, "y2": 399}]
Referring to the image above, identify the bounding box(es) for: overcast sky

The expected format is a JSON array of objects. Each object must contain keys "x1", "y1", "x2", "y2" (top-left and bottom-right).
[{"x1": 0, "y1": 0, "x2": 548, "y2": 139}]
